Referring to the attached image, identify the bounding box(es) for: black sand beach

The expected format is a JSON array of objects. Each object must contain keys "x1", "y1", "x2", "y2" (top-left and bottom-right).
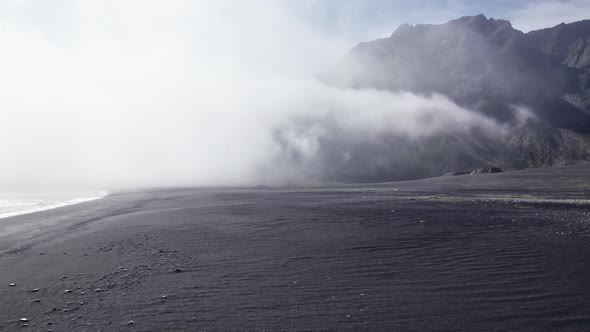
[{"x1": 2, "y1": 165, "x2": 590, "y2": 331}]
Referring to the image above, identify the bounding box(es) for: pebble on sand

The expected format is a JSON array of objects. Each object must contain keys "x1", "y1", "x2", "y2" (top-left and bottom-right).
[
  {"x1": 127, "y1": 320, "x2": 135, "y2": 325},
  {"x1": 31, "y1": 288, "x2": 39, "y2": 292},
  {"x1": 64, "y1": 289, "x2": 72, "y2": 293},
  {"x1": 19, "y1": 318, "x2": 28, "y2": 322},
  {"x1": 9, "y1": 283, "x2": 16, "y2": 287}
]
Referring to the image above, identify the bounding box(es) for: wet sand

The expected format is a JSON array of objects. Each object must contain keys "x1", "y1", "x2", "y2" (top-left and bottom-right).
[{"x1": 1, "y1": 165, "x2": 590, "y2": 331}]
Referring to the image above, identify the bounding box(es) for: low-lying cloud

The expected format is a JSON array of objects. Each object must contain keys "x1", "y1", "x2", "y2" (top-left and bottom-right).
[{"x1": 0, "y1": 1, "x2": 511, "y2": 189}]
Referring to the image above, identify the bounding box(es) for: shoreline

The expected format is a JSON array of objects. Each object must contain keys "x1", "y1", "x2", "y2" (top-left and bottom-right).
[{"x1": 0, "y1": 191, "x2": 108, "y2": 220}]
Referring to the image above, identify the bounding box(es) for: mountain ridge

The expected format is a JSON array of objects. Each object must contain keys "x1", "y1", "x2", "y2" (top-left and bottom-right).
[{"x1": 309, "y1": 15, "x2": 590, "y2": 181}]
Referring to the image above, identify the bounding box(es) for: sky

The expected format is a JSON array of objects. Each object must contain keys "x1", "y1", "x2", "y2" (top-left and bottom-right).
[
  {"x1": 0, "y1": 0, "x2": 588, "y2": 189},
  {"x1": 288, "y1": 0, "x2": 590, "y2": 42}
]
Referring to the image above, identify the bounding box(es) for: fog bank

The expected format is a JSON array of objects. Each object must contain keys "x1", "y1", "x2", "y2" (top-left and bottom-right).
[{"x1": 0, "y1": 1, "x2": 508, "y2": 189}]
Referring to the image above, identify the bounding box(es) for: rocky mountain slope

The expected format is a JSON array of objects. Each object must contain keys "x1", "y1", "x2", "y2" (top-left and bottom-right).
[
  {"x1": 346, "y1": 15, "x2": 590, "y2": 131},
  {"x1": 528, "y1": 20, "x2": 590, "y2": 113},
  {"x1": 528, "y1": 20, "x2": 590, "y2": 69},
  {"x1": 316, "y1": 15, "x2": 590, "y2": 179}
]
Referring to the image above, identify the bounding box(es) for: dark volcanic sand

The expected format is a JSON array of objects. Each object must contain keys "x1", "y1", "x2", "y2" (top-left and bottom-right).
[{"x1": 2, "y1": 165, "x2": 590, "y2": 331}]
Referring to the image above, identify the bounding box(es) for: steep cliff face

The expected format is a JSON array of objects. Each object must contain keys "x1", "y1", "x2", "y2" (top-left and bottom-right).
[
  {"x1": 527, "y1": 20, "x2": 590, "y2": 113},
  {"x1": 528, "y1": 20, "x2": 590, "y2": 69}
]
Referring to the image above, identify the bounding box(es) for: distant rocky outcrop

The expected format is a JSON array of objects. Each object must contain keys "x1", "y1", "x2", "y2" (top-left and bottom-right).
[
  {"x1": 443, "y1": 171, "x2": 470, "y2": 177},
  {"x1": 471, "y1": 167, "x2": 503, "y2": 175},
  {"x1": 443, "y1": 167, "x2": 503, "y2": 176}
]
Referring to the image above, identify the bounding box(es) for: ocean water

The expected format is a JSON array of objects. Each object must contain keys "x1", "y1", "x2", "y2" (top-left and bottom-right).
[{"x1": 0, "y1": 190, "x2": 107, "y2": 219}]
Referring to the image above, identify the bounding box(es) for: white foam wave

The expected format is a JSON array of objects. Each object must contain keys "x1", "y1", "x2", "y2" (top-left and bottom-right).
[{"x1": 0, "y1": 191, "x2": 107, "y2": 219}]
